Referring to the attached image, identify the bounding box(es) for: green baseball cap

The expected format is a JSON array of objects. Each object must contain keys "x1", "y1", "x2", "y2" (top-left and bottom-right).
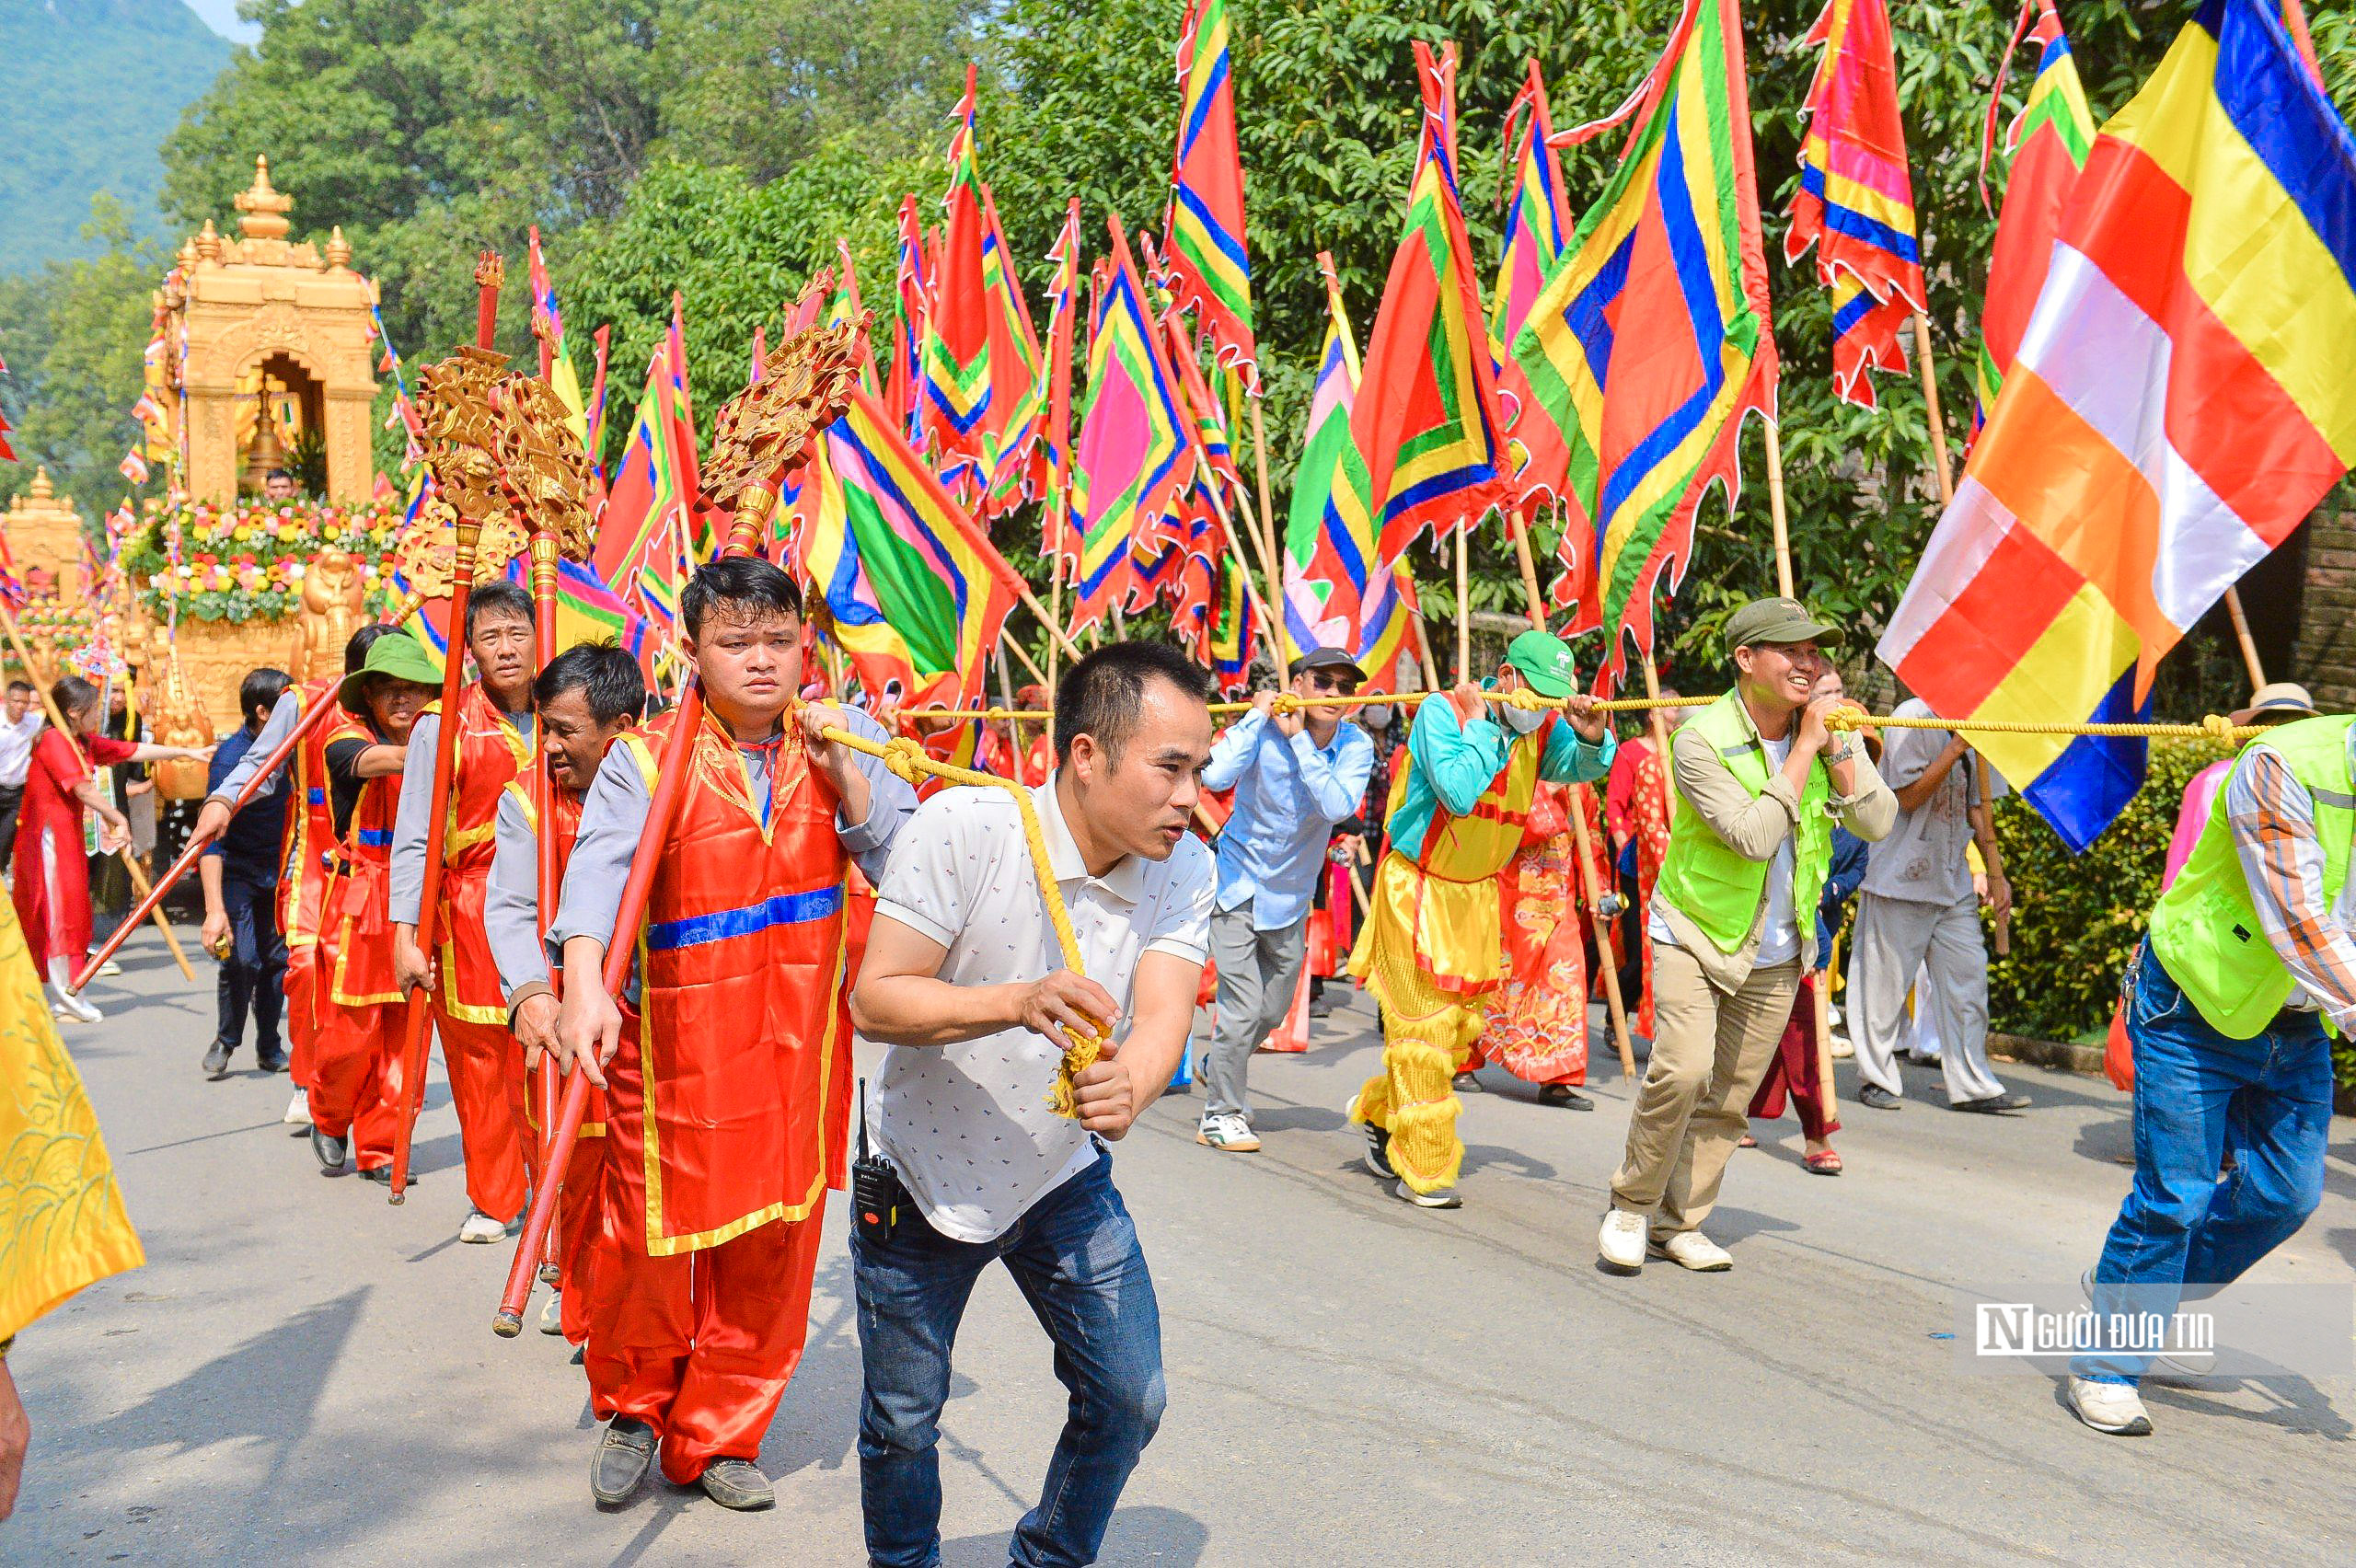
[
  {"x1": 1722, "y1": 595, "x2": 1846, "y2": 656},
  {"x1": 337, "y1": 633, "x2": 445, "y2": 715},
  {"x1": 1504, "y1": 628, "x2": 1580, "y2": 699}
]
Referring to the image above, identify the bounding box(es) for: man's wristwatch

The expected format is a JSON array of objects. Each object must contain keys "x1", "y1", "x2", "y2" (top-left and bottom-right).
[{"x1": 1826, "y1": 739, "x2": 1855, "y2": 766}]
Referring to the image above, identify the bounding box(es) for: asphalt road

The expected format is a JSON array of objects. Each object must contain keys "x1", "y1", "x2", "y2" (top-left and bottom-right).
[{"x1": 9, "y1": 931, "x2": 2353, "y2": 1565}]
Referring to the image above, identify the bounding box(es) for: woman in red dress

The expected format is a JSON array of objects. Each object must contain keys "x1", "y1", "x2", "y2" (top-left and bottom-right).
[{"x1": 13, "y1": 676, "x2": 214, "y2": 1022}]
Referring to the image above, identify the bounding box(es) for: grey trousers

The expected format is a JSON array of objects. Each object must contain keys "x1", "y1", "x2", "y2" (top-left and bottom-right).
[
  {"x1": 1201, "y1": 905, "x2": 1308, "y2": 1119},
  {"x1": 1610, "y1": 943, "x2": 1798, "y2": 1236},
  {"x1": 1845, "y1": 890, "x2": 2005, "y2": 1104}
]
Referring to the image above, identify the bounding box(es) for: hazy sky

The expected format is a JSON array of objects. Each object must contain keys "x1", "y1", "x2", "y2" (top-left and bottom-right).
[{"x1": 183, "y1": 0, "x2": 260, "y2": 45}]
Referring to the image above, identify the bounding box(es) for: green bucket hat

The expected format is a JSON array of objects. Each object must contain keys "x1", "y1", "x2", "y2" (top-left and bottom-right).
[
  {"x1": 337, "y1": 633, "x2": 445, "y2": 716},
  {"x1": 1504, "y1": 628, "x2": 1580, "y2": 699},
  {"x1": 1722, "y1": 595, "x2": 1846, "y2": 656}
]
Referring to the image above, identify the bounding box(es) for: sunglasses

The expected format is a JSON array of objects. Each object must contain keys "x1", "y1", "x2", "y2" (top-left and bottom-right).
[{"x1": 1309, "y1": 672, "x2": 1362, "y2": 695}]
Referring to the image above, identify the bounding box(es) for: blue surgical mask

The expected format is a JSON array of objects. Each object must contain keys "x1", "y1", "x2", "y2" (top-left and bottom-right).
[
  {"x1": 1358, "y1": 704, "x2": 1394, "y2": 730},
  {"x1": 1499, "y1": 701, "x2": 1547, "y2": 735}
]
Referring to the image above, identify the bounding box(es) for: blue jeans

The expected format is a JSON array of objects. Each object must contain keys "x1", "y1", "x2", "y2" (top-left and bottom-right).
[
  {"x1": 2078, "y1": 943, "x2": 2333, "y2": 1384},
  {"x1": 853, "y1": 1149, "x2": 1164, "y2": 1568},
  {"x1": 214, "y1": 873, "x2": 286, "y2": 1054}
]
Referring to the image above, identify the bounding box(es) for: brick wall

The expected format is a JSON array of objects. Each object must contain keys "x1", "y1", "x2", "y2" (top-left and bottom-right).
[{"x1": 2294, "y1": 511, "x2": 2356, "y2": 711}]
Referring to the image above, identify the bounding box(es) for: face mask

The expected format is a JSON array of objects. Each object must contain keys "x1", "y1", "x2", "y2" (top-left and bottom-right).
[
  {"x1": 1359, "y1": 704, "x2": 1393, "y2": 730},
  {"x1": 1499, "y1": 701, "x2": 1548, "y2": 735}
]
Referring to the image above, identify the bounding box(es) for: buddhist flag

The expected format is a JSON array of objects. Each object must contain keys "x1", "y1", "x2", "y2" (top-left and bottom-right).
[
  {"x1": 1491, "y1": 61, "x2": 1575, "y2": 513},
  {"x1": 1164, "y1": 0, "x2": 1257, "y2": 386},
  {"x1": 1784, "y1": 0, "x2": 1925, "y2": 409},
  {"x1": 1509, "y1": 0, "x2": 1777, "y2": 686},
  {"x1": 1354, "y1": 41, "x2": 1513, "y2": 561},
  {"x1": 1285, "y1": 259, "x2": 1409, "y2": 685},
  {"x1": 527, "y1": 225, "x2": 590, "y2": 445},
  {"x1": 1972, "y1": 0, "x2": 2096, "y2": 443},
  {"x1": 0, "y1": 897, "x2": 144, "y2": 1344},
  {"x1": 1879, "y1": 0, "x2": 2356, "y2": 848},
  {"x1": 787, "y1": 390, "x2": 1027, "y2": 709},
  {"x1": 1066, "y1": 221, "x2": 1195, "y2": 634}
]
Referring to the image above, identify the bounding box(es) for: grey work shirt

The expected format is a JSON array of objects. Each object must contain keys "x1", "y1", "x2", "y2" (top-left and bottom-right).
[
  {"x1": 486, "y1": 788, "x2": 551, "y2": 1011},
  {"x1": 1863, "y1": 698, "x2": 2009, "y2": 907},
  {"x1": 549, "y1": 706, "x2": 912, "y2": 956},
  {"x1": 388, "y1": 707, "x2": 535, "y2": 927},
  {"x1": 1649, "y1": 694, "x2": 1899, "y2": 992}
]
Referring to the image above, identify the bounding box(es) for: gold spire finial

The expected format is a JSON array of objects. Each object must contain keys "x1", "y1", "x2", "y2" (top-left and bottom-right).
[
  {"x1": 29, "y1": 467, "x2": 52, "y2": 501},
  {"x1": 233, "y1": 155, "x2": 293, "y2": 242},
  {"x1": 195, "y1": 220, "x2": 222, "y2": 264},
  {"x1": 325, "y1": 225, "x2": 352, "y2": 271}
]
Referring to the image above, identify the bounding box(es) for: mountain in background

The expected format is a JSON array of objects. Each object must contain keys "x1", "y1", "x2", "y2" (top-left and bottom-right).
[{"x1": 0, "y1": 0, "x2": 236, "y2": 272}]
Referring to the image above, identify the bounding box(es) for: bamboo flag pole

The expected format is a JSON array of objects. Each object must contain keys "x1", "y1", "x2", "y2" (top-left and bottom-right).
[
  {"x1": 1507, "y1": 513, "x2": 1548, "y2": 633},
  {"x1": 0, "y1": 598, "x2": 194, "y2": 982},
  {"x1": 1911, "y1": 313, "x2": 1958, "y2": 513},
  {"x1": 1763, "y1": 418, "x2": 1795, "y2": 600},
  {"x1": 1567, "y1": 789, "x2": 1638, "y2": 1078},
  {"x1": 1248, "y1": 395, "x2": 1288, "y2": 666},
  {"x1": 1453, "y1": 528, "x2": 1472, "y2": 684},
  {"x1": 2223, "y1": 586, "x2": 2267, "y2": 692}
]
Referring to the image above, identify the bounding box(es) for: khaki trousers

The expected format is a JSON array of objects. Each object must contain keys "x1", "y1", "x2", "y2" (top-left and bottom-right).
[{"x1": 1609, "y1": 942, "x2": 1799, "y2": 1236}]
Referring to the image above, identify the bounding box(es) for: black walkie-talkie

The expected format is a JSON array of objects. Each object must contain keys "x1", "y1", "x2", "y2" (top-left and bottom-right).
[{"x1": 852, "y1": 1078, "x2": 899, "y2": 1245}]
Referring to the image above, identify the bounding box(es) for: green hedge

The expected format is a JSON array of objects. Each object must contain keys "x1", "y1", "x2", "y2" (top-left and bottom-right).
[{"x1": 1987, "y1": 737, "x2": 2356, "y2": 1099}]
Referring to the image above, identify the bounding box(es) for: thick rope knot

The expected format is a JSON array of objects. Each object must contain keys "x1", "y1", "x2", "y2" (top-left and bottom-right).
[
  {"x1": 1496, "y1": 687, "x2": 1553, "y2": 711},
  {"x1": 1269, "y1": 692, "x2": 1305, "y2": 716},
  {"x1": 878, "y1": 736, "x2": 930, "y2": 786},
  {"x1": 2201, "y1": 714, "x2": 2237, "y2": 743}
]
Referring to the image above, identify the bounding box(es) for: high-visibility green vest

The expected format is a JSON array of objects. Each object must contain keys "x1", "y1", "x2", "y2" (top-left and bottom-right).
[
  {"x1": 1654, "y1": 691, "x2": 1834, "y2": 956},
  {"x1": 2148, "y1": 714, "x2": 2355, "y2": 1039}
]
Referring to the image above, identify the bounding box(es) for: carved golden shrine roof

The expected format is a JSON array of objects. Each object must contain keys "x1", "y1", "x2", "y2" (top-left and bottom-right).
[{"x1": 167, "y1": 156, "x2": 374, "y2": 310}]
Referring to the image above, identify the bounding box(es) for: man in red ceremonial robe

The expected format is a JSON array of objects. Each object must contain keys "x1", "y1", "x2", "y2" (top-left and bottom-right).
[
  {"x1": 13, "y1": 676, "x2": 213, "y2": 1021},
  {"x1": 198, "y1": 627, "x2": 394, "y2": 1129},
  {"x1": 484, "y1": 642, "x2": 646, "y2": 1343},
  {"x1": 552, "y1": 557, "x2": 916, "y2": 1512},
  {"x1": 390, "y1": 580, "x2": 542, "y2": 1246},
  {"x1": 308, "y1": 635, "x2": 442, "y2": 1179}
]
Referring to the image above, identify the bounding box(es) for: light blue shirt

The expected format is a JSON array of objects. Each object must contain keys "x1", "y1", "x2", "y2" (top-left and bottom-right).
[{"x1": 1201, "y1": 710, "x2": 1377, "y2": 931}]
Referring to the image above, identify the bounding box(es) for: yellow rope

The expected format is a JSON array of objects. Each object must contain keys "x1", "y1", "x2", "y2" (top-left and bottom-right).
[
  {"x1": 916, "y1": 688, "x2": 2262, "y2": 742},
  {"x1": 819, "y1": 725, "x2": 1103, "y2": 1118}
]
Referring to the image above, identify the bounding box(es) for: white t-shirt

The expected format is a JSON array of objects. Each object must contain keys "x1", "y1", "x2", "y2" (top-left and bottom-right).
[
  {"x1": 0, "y1": 712, "x2": 42, "y2": 788},
  {"x1": 867, "y1": 780, "x2": 1215, "y2": 1242},
  {"x1": 1649, "y1": 732, "x2": 1802, "y2": 963}
]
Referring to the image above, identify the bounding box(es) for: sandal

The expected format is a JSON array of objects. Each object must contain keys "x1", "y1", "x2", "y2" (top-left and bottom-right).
[
  {"x1": 1737, "y1": 1134, "x2": 1757, "y2": 1148},
  {"x1": 1803, "y1": 1149, "x2": 1843, "y2": 1175}
]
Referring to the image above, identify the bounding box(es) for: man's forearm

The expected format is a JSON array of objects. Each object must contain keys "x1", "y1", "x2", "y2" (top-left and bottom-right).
[
  {"x1": 852, "y1": 974, "x2": 1029, "y2": 1047},
  {"x1": 198, "y1": 855, "x2": 225, "y2": 917},
  {"x1": 1115, "y1": 1018, "x2": 1190, "y2": 1111}
]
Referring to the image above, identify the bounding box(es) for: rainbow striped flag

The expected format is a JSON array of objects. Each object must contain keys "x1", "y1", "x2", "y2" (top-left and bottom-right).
[
  {"x1": 1784, "y1": 0, "x2": 1924, "y2": 409},
  {"x1": 1508, "y1": 0, "x2": 1776, "y2": 687},
  {"x1": 1880, "y1": 0, "x2": 2356, "y2": 849},
  {"x1": 1207, "y1": 558, "x2": 1255, "y2": 695},
  {"x1": 1037, "y1": 200, "x2": 1083, "y2": 563},
  {"x1": 1283, "y1": 270, "x2": 1409, "y2": 685},
  {"x1": 1491, "y1": 61, "x2": 1574, "y2": 514},
  {"x1": 788, "y1": 389, "x2": 1027, "y2": 709},
  {"x1": 596, "y1": 303, "x2": 699, "y2": 637},
  {"x1": 1164, "y1": 0, "x2": 1257, "y2": 386},
  {"x1": 1067, "y1": 224, "x2": 1195, "y2": 634},
  {"x1": 890, "y1": 193, "x2": 927, "y2": 440},
  {"x1": 917, "y1": 71, "x2": 1041, "y2": 517},
  {"x1": 527, "y1": 225, "x2": 590, "y2": 446},
  {"x1": 828, "y1": 237, "x2": 882, "y2": 397},
  {"x1": 1353, "y1": 41, "x2": 1513, "y2": 562},
  {"x1": 1972, "y1": 0, "x2": 2096, "y2": 443}
]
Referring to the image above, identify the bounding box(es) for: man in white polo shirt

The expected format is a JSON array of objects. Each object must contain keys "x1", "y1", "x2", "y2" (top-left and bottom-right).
[{"x1": 850, "y1": 640, "x2": 1216, "y2": 1568}]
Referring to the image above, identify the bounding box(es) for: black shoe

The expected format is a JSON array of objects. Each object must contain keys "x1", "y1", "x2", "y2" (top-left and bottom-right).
[
  {"x1": 590, "y1": 1416, "x2": 657, "y2": 1506},
  {"x1": 312, "y1": 1128, "x2": 348, "y2": 1171},
  {"x1": 697, "y1": 1458, "x2": 775, "y2": 1511},
  {"x1": 356, "y1": 1163, "x2": 401, "y2": 1185},
  {"x1": 1451, "y1": 1071, "x2": 1484, "y2": 1093},
  {"x1": 1539, "y1": 1084, "x2": 1593, "y2": 1110},
  {"x1": 202, "y1": 1042, "x2": 234, "y2": 1079},
  {"x1": 1856, "y1": 1084, "x2": 1902, "y2": 1111},
  {"x1": 1951, "y1": 1092, "x2": 2031, "y2": 1114},
  {"x1": 1361, "y1": 1121, "x2": 1395, "y2": 1181},
  {"x1": 256, "y1": 1046, "x2": 288, "y2": 1074}
]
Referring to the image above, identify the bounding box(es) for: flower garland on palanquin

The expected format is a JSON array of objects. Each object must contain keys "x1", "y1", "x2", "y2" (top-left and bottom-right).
[{"x1": 125, "y1": 499, "x2": 401, "y2": 623}]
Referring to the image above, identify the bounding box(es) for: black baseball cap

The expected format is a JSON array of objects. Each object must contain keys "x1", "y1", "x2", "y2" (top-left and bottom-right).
[{"x1": 1288, "y1": 647, "x2": 1368, "y2": 684}]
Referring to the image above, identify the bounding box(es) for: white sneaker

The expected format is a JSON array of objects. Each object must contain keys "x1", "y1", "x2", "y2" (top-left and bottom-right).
[
  {"x1": 458, "y1": 1207, "x2": 508, "y2": 1244},
  {"x1": 1598, "y1": 1210, "x2": 1647, "y2": 1272},
  {"x1": 50, "y1": 985, "x2": 101, "y2": 1023},
  {"x1": 1649, "y1": 1230, "x2": 1733, "y2": 1272},
  {"x1": 97, "y1": 960, "x2": 123, "y2": 977},
  {"x1": 282, "y1": 1089, "x2": 313, "y2": 1127},
  {"x1": 2067, "y1": 1376, "x2": 2153, "y2": 1435},
  {"x1": 1195, "y1": 1113, "x2": 1262, "y2": 1152},
  {"x1": 1393, "y1": 1178, "x2": 1461, "y2": 1209},
  {"x1": 539, "y1": 1289, "x2": 565, "y2": 1336},
  {"x1": 1829, "y1": 1033, "x2": 1854, "y2": 1059}
]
